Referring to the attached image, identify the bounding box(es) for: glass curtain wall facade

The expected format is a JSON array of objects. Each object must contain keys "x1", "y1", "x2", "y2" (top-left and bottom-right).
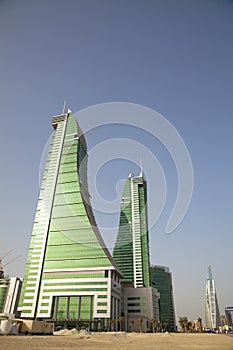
[
  {"x1": 205, "y1": 266, "x2": 220, "y2": 330},
  {"x1": 113, "y1": 173, "x2": 150, "y2": 288},
  {"x1": 18, "y1": 111, "x2": 121, "y2": 329},
  {"x1": 150, "y1": 265, "x2": 176, "y2": 331}
]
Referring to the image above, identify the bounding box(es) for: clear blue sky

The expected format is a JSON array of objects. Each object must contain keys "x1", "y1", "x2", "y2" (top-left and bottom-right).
[{"x1": 0, "y1": 0, "x2": 233, "y2": 322}]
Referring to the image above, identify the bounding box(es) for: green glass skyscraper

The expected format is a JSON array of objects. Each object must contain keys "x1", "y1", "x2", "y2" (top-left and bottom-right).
[
  {"x1": 113, "y1": 173, "x2": 150, "y2": 288},
  {"x1": 150, "y1": 265, "x2": 176, "y2": 331},
  {"x1": 18, "y1": 111, "x2": 121, "y2": 329},
  {"x1": 113, "y1": 173, "x2": 161, "y2": 331}
]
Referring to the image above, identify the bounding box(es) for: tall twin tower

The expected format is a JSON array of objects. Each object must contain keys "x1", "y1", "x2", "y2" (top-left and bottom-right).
[{"x1": 18, "y1": 110, "x2": 171, "y2": 331}]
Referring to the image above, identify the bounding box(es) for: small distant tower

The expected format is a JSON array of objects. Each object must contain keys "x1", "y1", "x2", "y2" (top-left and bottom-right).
[{"x1": 205, "y1": 266, "x2": 220, "y2": 330}]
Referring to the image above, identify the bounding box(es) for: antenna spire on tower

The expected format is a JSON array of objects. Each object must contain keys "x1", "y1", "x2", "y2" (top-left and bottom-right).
[
  {"x1": 139, "y1": 158, "x2": 143, "y2": 177},
  {"x1": 62, "y1": 100, "x2": 67, "y2": 114}
]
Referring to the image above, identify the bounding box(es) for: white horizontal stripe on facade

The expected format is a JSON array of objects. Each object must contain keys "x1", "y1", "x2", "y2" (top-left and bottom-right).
[
  {"x1": 39, "y1": 306, "x2": 49, "y2": 310},
  {"x1": 23, "y1": 299, "x2": 34, "y2": 303},
  {"x1": 42, "y1": 291, "x2": 108, "y2": 297},
  {"x1": 65, "y1": 132, "x2": 76, "y2": 137},
  {"x1": 43, "y1": 266, "x2": 114, "y2": 273},
  {"x1": 95, "y1": 313, "x2": 109, "y2": 317},
  {"x1": 96, "y1": 308, "x2": 108, "y2": 312},
  {"x1": 42, "y1": 285, "x2": 107, "y2": 290},
  {"x1": 36, "y1": 314, "x2": 50, "y2": 320},
  {"x1": 25, "y1": 292, "x2": 36, "y2": 297},
  {"x1": 64, "y1": 138, "x2": 74, "y2": 142},
  {"x1": 42, "y1": 278, "x2": 107, "y2": 284},
  {"x1": 21, "y1": 306, "x2": 34, "y2": 310},
  {"x1": 21, "y1": 312, "x2": 34, "y2": 317}
]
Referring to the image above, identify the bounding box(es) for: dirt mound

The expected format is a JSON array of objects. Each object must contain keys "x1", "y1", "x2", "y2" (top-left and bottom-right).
[{"x1": 54, "y1": 328, "x2": 91, "y2": 338}]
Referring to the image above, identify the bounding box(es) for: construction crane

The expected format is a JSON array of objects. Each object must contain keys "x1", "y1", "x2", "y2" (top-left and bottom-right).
[{"x1": 0, "y1": 252, "x2": 20, "y2": 279}]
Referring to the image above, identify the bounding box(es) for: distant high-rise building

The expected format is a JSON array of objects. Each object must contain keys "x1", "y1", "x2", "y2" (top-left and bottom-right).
[
  {"x1": 113, "y1": 173, "x2": 162, "y2": 331},
  {"x1": 0, "y1": 276, "x2": 22, "y2": 316},
  {"x1": 1, "y1": 277, "x2": 22, "y2": 316},
  {"x1": 225, "y1": 306, "x2": 233, "y2": 329},
  {"x1": 150, "y1": 265, "x2": 176, "y2": 331},
  {"x1": 205, "y1": 266, "x2": 220, "y2": 330},
  {"x1": 0, "y1": 278, "x2": 9, "y2": 313},
  {"x1": 18, "y1": 111, "x2": 121, "y2": 330},
  {"x1": 220, "y1": 315, "x2": 227, "y2": 328},
  {"x1": 113, "y1": 173, "x2": 161, "y2": 330},
  {"x1": 113, "y1": 173, "x2": 150, "y2": 288},
  {"x1": 0, "y1": 260, "x2": 22, "y2": 316}
]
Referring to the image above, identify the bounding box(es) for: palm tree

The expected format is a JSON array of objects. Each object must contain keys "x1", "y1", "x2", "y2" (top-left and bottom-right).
[
  {"x1": 179, "y1": 317, "x2": 188, "y2": 332},
  {"x1": 151, "y1": 318, "x2": 156, "y2": 333},
  {"x1": 163, "y1": 321, "x2": 169, "y2": 332},
  {"x1": 157, "y1": 319, "x2": 161, "y2": 332},
  {"x1": 138, "y1": 318, "x2": 143, "y2": 333},
  {"x1": 118, "y1": 316, "x2": 124, "y2": 332},
  {"x1": 110, "y1": 319, "x2": 115, "y2": 331},
  {"x1": 197, "y1": 317, "x2": 203, "y2": 332},
  {"x1": 187, "y1": 321, "x2": 192, "y2": 333},
  {"x1": 130, "y1": 319, "x2": 135, "y2": 332}
]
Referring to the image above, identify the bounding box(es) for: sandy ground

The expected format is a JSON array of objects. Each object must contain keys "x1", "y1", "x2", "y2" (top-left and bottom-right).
[{"x1": 0, "y1": 332, "x2": 233, "y2": 350}]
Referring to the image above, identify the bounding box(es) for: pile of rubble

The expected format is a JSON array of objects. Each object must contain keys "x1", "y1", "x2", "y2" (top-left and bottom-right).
[{"x1": 54, "y1": 328, "x2": 91, "y2": 339}]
